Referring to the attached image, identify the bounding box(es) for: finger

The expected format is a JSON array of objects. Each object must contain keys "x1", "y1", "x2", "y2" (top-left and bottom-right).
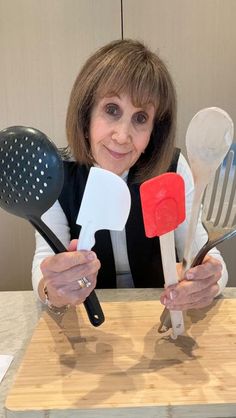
[
  {"x1": 50, "y1": 288, "x2": 88, "y2": 307},
  {"x1": 185, "y1": 256, "x2": 222, "y2": 281},
  {"x1": 161, "y1": 276, "x2": 220, "y2": 306},
  {"x1": 58, "y1": 278, "x2": 97, "y2": 306},
  {"x1": 163, "y1": 283, "x2": 219, "y2": 311},
  {"x1": 165, "y1": 296, "x2": 215, "y2": 311},
  {"x1": 45, "y1": 273, "x2": 97, "y2": 306},
  {"x1": 44, "y1": 257, "x2": 101, "y2": 287},
  {"x1": 41, "y1": 250, "x2": 97, "y2": 274},
  {"x1": 61, "y1": 275, "x2": 96, "y2": 293},
  {"x1": 68, "y1": 239, "x2": 78, "y2": 252},
  {"x1": 162, "y1": 274, "x2": 217, "y2": 301},
  {"x1": 69, "y1": 287, "x2": 94, "y2": 306}
]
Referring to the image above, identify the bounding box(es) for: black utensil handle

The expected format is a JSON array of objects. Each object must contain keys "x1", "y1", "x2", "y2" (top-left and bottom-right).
[
  {"x1": 83, "y1": 291, "x2": 105, "y2": 326},
  {"x1": 29, "y1": 217, "x2": 105, "y2": 327}
]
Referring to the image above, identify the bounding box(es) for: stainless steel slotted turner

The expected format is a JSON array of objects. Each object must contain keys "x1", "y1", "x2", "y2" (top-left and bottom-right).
[
  {"x1": 192, "y1": 145, "x2": 236, "y2": 266},
  {"x1": 159, "y1": 145, "x2": 236, "y2": 333},
  {"x1": 0, "y1": 126, "x2": 104, "y2": 327}
]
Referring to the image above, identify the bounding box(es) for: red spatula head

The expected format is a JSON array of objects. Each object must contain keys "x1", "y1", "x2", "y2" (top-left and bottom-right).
[{"x1": 140, "y1": 173, "x2": 185, "y2": 237}]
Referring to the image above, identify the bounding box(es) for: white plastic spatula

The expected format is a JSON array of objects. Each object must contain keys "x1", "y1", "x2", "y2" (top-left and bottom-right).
[{"x1": 76, "y1": 167, "x2": 131, "y2": 251}]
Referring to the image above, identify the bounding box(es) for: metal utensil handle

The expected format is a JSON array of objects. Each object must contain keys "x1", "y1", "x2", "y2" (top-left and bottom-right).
[
  {"x1": 191, "y1": 229, "x2": 236, "y2": 267},
  {"x1": 29, "y1": 216, "x2": 105, "y2": 327},
  {"x1": 158, "y1": 228, "x2": 236, "y2": 332}
]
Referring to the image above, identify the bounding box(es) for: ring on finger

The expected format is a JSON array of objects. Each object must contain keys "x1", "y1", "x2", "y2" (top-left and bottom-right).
[{"x1": 77, "y1": 277, "x2": 91, "y2": 289}]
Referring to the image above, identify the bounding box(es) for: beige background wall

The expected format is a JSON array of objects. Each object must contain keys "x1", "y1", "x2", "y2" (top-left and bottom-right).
[
  {"x1": 0, "y1": 0, "x2": 235, "y2": 290},
  {"x1": 0, "y1": 0, "x2": 121, "y2": 290},
  {"x1": 122, "y1": 0, "x2": 236, "y2": 285}
]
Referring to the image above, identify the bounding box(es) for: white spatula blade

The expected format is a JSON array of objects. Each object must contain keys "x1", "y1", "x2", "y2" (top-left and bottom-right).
[{"x1": 76, "y1": 167, "x2": 131, "y2": 250}]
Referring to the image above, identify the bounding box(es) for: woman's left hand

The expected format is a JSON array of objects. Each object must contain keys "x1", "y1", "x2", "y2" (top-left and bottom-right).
[{"x1": 160, "y1": 255, "x2": 223, "y2": 311}]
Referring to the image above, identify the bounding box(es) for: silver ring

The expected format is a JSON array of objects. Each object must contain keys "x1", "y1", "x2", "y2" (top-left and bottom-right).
[{"x1": 77, "y1": 277, "x2": 91, "y2": 289}]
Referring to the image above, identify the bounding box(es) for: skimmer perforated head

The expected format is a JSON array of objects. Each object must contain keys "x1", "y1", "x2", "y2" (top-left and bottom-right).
[
  {"x1": 0, "y1": 126, "x2": 64, "y2": 219},
  {"x1": 0, "y1": 126, "x2": 104, "y2": 327}
]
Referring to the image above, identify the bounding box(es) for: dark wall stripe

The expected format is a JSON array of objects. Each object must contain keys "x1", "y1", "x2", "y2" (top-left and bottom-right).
[{"x1": 121, "y1": 0, "x2": 124, "y2": 39}]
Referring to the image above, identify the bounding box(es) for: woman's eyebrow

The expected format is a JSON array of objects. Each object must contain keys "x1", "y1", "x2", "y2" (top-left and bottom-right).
[
  {"x1": 139, "y1": 103, "x2": 155, "y2": 112},
  {"x1": 100, "y1": 92, "x2": 120, "y2": 99}
]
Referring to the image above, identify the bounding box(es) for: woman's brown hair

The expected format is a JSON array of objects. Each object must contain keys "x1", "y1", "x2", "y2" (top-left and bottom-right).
[{"x1": 66, "y1": 39, "x2": 177, "y2": 183}]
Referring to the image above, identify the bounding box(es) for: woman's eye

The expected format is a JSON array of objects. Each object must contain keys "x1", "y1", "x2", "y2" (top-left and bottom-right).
[
  {"x1": 105, "y1": 104, "x2": 120, "y2": 116},
  {"x1": 134, "y1": 112, "x2": 148, "y2": 124}
]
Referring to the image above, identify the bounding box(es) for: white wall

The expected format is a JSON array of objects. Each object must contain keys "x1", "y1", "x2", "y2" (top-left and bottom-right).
[
  {"x1": 0, "y1": 0, "x2": 235, "y2": 289},
  {"x1": 123, "y1": 0, "x2": 236, "y2": 285},
  {"x1": 0, "y1": 0, "x2": 121, "y2": 290}
]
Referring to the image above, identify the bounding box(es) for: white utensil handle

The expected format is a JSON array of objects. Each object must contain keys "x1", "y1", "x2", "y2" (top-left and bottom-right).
[
  {"x1": 182, "y1": 182, "x2": 205, "y2": 274},
  {"x1": 160, "y1": 231, "x2": 185, "y2": 338},
  {"x1": 169, "y1": 311, "x2": 185, "y2": 339},
  {"x1": 77, "y1": 223, "x2": 95, "y2": 251}
]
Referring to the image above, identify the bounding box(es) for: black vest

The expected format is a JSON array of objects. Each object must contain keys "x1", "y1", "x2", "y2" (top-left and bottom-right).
[{"x1": 58, "y1": 149, "x2": 180, "y2": 289}]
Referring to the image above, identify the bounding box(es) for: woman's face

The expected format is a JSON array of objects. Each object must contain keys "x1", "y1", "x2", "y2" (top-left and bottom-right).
[{"x1": 89, "y1": 93, "x2": 155, "y2": 176}]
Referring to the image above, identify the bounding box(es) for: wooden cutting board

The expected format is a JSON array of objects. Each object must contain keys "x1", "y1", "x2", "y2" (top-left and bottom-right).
[{"x1": 5, "y1": 299, "x2": 236, "y2": 418}]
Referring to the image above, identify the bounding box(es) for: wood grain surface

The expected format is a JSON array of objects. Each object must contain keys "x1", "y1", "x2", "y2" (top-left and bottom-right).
[{"x1": 5, "y1": 299, "x2": 236, "y2": 417}]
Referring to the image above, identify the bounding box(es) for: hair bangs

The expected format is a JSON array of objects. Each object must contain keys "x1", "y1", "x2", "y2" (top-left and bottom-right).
[{"x1": 96, "y1": 57, "x2": 160, "y2": 110}]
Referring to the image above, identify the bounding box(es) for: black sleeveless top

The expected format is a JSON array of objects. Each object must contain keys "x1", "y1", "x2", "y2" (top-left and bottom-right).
[{"x1": 58, "y1": 148, "x2": 180, "y2": 289}]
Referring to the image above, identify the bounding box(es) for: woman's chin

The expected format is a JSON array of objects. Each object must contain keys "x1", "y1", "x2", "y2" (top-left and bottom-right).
[{"x1": 96, "y1": 158, "x2": 129, "y2": 176}]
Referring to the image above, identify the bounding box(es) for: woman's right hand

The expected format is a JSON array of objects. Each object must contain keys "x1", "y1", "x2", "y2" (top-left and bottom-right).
[{"x1": 39, "y1": 239, "x2": 101, "y2": 307}]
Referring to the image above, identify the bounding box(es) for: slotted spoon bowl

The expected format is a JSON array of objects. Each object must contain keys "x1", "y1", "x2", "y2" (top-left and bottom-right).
[{"x1": 0, "y1": 126, "x2": 104, "y2": 327}]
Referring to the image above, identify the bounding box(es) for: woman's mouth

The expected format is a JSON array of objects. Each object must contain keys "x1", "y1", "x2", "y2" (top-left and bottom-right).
[{"x1": 106, "y1": 147, "x2": 129, "y2": 160}]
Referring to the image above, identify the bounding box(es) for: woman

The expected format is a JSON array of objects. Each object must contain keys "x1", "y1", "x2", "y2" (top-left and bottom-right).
[{"x1": 32, "y1": 39, "x2": 226, "y2": 315}]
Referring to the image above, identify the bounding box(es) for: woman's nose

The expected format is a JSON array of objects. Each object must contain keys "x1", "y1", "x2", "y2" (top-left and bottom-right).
[{"x1": 112, "y1": 121, "x2": 132, "y2": 144}]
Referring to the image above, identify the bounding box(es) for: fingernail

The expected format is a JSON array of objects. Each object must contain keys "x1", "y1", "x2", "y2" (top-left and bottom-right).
[
  {"x1": 170, "y1": 291, "x2": 177, "y2": 300},
  {"x1": 186, "y1": 272, "x2": 194, "y2": 280},
  {"x1": 86, "y1": 252, "x2": 95, "y2": 260}
]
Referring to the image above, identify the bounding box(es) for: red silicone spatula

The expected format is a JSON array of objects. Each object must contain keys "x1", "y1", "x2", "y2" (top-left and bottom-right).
[{"x1": 140, "y1": 172, "x2": 186, "y2": 338}]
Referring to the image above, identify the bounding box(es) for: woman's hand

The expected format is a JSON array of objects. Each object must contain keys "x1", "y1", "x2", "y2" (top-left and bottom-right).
[
  {"x1": 160, "y1": 255, "x2": 222, "y2": 311},
  {"x1": 40, "y1": 239, "x2": 101, "y2": 307}
]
